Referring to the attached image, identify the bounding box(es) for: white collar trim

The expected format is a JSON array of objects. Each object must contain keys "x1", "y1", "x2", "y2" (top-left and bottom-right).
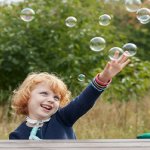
[{"x1": 26, "y1": 116, "x2": 51, "y2": 125}]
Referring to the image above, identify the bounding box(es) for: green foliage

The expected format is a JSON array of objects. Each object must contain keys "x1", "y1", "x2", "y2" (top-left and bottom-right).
[
  {"x1": 102, "y1": 57, "x2": 150, "y2": 102},
  {"x1": 0, "y1": 0, "x2": 149, "y2": 104}
]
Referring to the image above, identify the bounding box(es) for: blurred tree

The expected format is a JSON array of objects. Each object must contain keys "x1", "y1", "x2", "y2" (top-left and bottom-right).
[{"x1": 0, "y1": 0, "x2": 149, "y2": 104}]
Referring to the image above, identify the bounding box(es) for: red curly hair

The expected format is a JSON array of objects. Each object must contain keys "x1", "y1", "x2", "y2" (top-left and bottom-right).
[{"x1": 11, "y1": 72, "x2": 71, "y2": 115}]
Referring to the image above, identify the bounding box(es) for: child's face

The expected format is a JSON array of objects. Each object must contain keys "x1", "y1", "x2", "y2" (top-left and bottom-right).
[{"x1": 28, "y1": 81, "x2": 60, "y2": 120}]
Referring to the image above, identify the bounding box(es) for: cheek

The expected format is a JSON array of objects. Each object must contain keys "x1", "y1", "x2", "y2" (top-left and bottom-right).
[
  {"x1": 28, "y1": 99, "x2": 40, "y2": 112},
  {"x1": 56, "y1": 101, "x2": 60, "y2": 108},
  {"x1": 28, "y1": 101, "x2": 33, "y2": 112}
]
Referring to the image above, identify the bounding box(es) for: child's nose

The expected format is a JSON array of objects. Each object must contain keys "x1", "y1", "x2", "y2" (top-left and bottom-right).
[{"x1": 47, "y1": 97, "x2": 55, "y2": 103}]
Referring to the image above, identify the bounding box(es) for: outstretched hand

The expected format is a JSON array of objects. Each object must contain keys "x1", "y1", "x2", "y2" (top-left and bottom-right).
[{"x1": 98, "y1": 51, "x2": 130, "y2": 83}]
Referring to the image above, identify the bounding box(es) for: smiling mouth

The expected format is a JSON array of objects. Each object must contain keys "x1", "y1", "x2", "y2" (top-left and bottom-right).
[{"x1": 41, "y1": 104, "x2": 52, "y2": 111}]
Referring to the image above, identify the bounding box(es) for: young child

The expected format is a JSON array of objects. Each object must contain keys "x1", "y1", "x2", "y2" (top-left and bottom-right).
[{"x1": 9, "y1": 51, "x2": 130, "y2": 140}]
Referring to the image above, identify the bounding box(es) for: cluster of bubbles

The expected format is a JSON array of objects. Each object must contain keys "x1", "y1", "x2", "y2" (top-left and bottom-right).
[
  {"x1": 20, "y1": 2, "x2": 149, "y2": 25},
  {"x1": 89, "y1": 36, "x2": 137, "y2": 60},
  {"x1": 64, "y1": 14, "x2": 111, "y2": 28},
  {"x1": 108, "y1": 43, "x2": 137, "y2": 60},
  {"x1": 20, "y1": 0, "x2": 149, "y2": 82},
  {"x1": 89, "y1": 36, "x2": 137, "y2": 56},
  {"x1": 78, "y1": 42, "x2": 137, "y2": 82},
  {"x1": 125, "y1": 0, "x2": 150, "y2": 24},
  {"x1": 63, "y1": 13, "x2": 110, "y2": 82}
]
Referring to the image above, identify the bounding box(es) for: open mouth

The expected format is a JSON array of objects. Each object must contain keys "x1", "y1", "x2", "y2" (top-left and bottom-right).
[{"x1": 41, "y1": 104, "x2": 52, "y2": 111}]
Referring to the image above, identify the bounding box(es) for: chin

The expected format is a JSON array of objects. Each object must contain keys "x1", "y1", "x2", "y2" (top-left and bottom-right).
[{"x1": 42, "y1": 112, "x2": 52, "y2": 118}]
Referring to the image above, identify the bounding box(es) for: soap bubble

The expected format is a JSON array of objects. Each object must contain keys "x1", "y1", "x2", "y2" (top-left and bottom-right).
[
  {"x1": 62, "y1": 0, "x2": 67, "y2": 3},
  {"x1": 65, "y1": 16, "x2": 77, "y2": 28},
  {"x1": 99, "y1": 14, "x2": 111, "y2": 26},
  {"x1": 104, "y1": 0, "x2": 120, "y2": 4},
  {"x1": 108, "y1": 47, "x2": 124, "y2": 60},
  {"x1": 90, "y1": 37, "x2": 106, "y2": 52},
  {"x1": 139, "y1": 18, "x2": 150, "y2": 24},
  {"x1": 136, "y1": 8, "x2": 150, "y2": 22},
  {"x1": 122, "y1": 43, "x2": 137, "y2": 57},
  {"x1": 125, "y1": 0, "x2": 142, "y2": 12},
  {"x1": 20, "y1": 8, "x2": 35, "y2": 22},
  {"x1": 78, "y1": 74, "x2": 85, "y2": 82}
]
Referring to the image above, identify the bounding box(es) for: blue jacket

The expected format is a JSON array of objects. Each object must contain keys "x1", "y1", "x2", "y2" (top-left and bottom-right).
[{"x1": 9, "y1": 78, "x2": 107, "y2": 139}]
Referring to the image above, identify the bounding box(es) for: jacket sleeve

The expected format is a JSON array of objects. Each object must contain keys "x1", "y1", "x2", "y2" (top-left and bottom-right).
[
  {"x1": 9, "y1": 132, "x2": 20, "y2": 139},
  {"x1": 57, "y1": 77, "x2": 111, "y2": 127}
]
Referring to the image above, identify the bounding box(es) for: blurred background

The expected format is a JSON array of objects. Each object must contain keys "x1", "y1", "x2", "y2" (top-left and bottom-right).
[{"x1": 0, "y1": 0, "x2": 150, "y2": 139}]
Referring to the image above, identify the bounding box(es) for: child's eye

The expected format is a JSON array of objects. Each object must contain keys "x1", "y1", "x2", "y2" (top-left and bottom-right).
[
  {"x1": 40, "y1": 92, "x2": 48, "y2": 96},
  {"x1": 54, "y1": 96, "x2": 60, "y2": 101}
]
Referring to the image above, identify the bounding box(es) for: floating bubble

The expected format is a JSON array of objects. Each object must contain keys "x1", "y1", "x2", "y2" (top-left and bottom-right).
[
  {"x1": 122, "y1": 43, "x2": 137, "y2": 57},
  {"x1": 20, "y1": 8, "x2": 35, "y2": 22},
  {"x1": 78, "y1": 74, "x2": 85, "y2": 82},
  {"x1": 104, "y1": 0, "x2": 120, "y2": 3},
  {"x1": 90, "y1": 37, "x2": 106, "y2": 52},
  {"x1": 99, "y1": 14, "x2": 111, "y2": 26},
  {"x1": 108, "y1": 47, "x2": 124, "y2": 60},
  {"x1": 136, "y1": 8, "x2": 150, "y2": 22},
  {"x1": 125, "y1": 0, "x2": 142, "y2": 12},
  {"x1": 139, "y1": 18, "x2": 150, "y2": 24},
  {"x1": 62, "y1": 0, "x2": 67, "y2": 3},
  {"x1": 65, "y1": 16, "x2": 77, "y2": 28}
]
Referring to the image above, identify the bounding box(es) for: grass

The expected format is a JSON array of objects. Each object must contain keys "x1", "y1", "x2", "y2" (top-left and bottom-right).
[
  {"x1": 74, "y1": 93, "x2": 150, "y2": 139},
  {"x1": 0, "y1": 93, "x2": 150, "y2": 139}
]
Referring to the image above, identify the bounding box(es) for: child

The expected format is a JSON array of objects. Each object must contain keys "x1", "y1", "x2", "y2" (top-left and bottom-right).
[{"x1": 9, "y1": 51, "x2": 130, "y2": 139}]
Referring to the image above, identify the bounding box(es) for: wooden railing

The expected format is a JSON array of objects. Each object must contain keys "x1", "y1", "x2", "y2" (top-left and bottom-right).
[{"x1": 0, "y1": 139, "x2": 150, "y2": 150}]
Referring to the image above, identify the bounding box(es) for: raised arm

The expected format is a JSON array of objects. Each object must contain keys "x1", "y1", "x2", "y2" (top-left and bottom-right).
[{"x1": 57, "y1": 51, "x2": 130, "y2": 126}]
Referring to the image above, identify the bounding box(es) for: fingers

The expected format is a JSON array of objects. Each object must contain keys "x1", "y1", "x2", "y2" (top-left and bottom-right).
[
  {"x1": 103, "y1": 62, "x2": 111, "y2": 72},
  {"x1": 114, "y1": 50, "x2": 119, "y2": 59},
  {"x1": 118, "y1": 51, "x2": 129, "y2": 64},
  {"x1": 110, "y1": 50, "x2": 119, "y2": 63},
  {"x1": 122, "y1": 59, "x2": 130, "y2": 68}
]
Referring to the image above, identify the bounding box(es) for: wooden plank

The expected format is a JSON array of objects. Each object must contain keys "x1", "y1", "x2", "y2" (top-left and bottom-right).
[
  {"x1": 0, "y1": 148, "x2": 148, "y2": 149},
  {"x1": 0, "y1": 140, "x2": 150, "y2": 150}
]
